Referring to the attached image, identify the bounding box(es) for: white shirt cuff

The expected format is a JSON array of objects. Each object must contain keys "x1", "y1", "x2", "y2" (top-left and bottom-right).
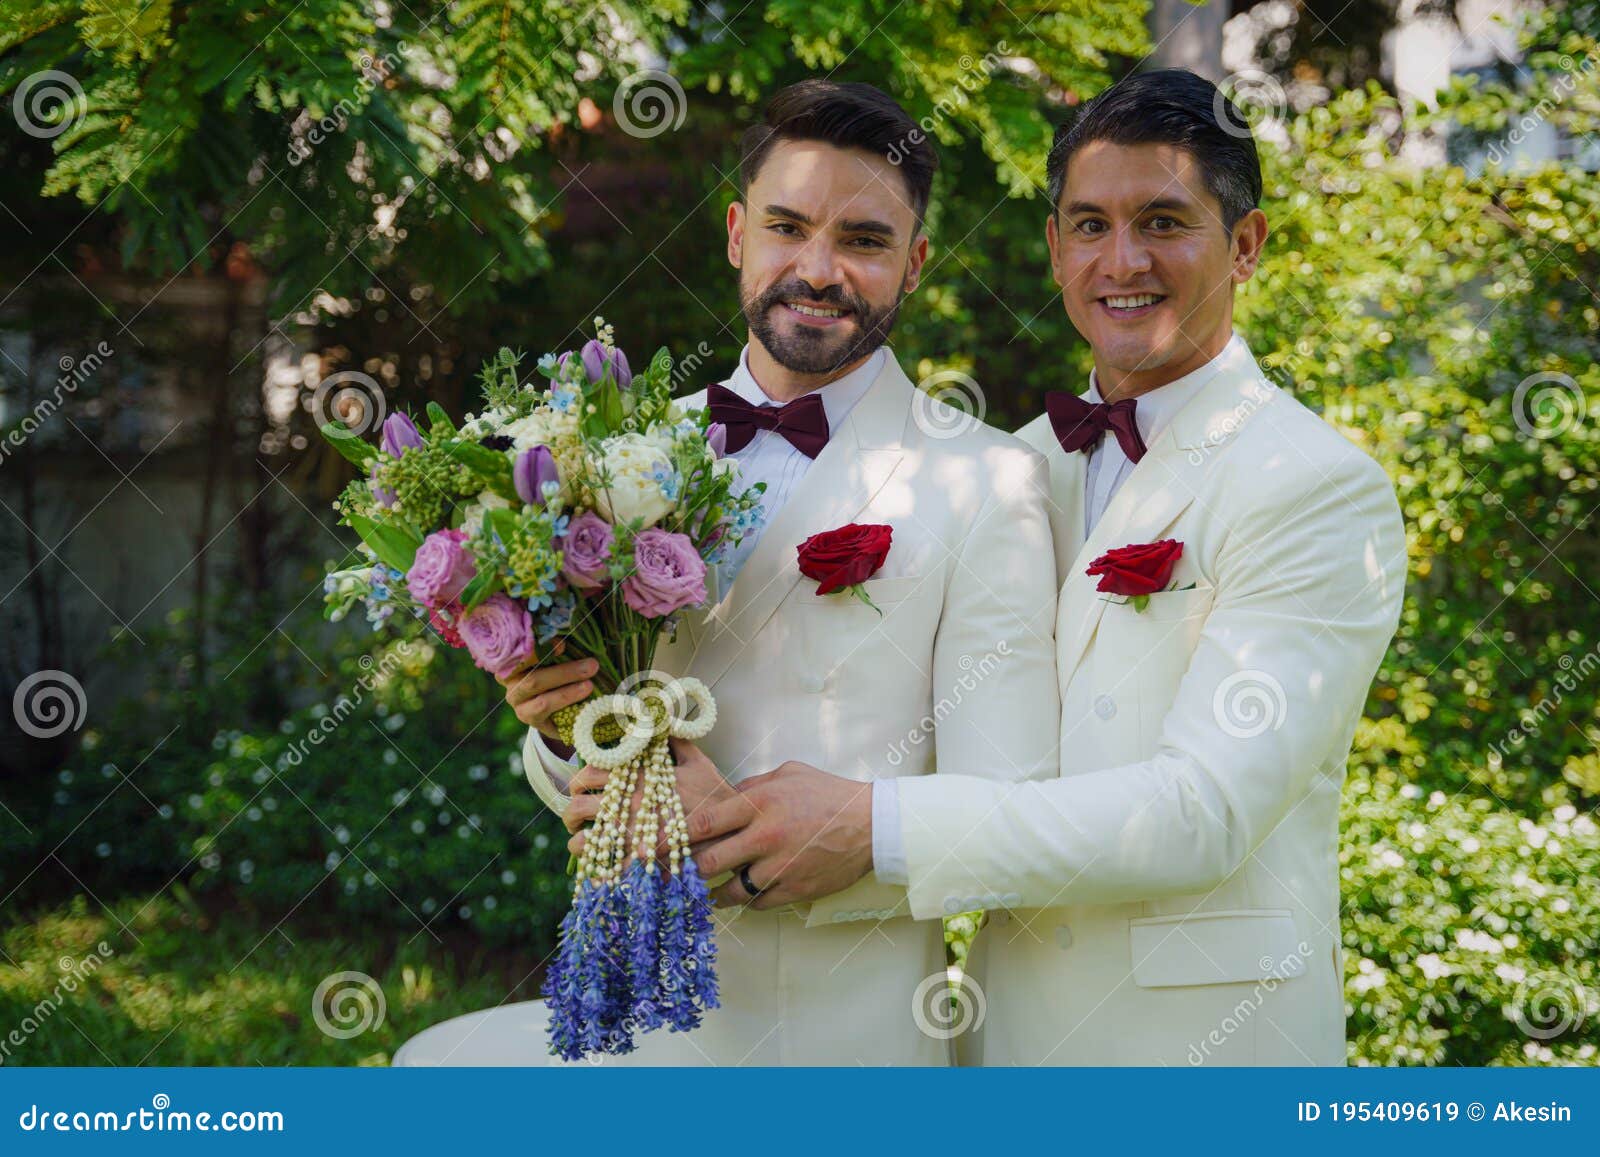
[{"x1": 871, "y1": 779, "x2": 909, "y2": 886}]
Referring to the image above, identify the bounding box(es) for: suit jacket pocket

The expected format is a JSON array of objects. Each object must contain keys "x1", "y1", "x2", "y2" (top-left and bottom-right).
[
  {"x1": 792, "y1": 574, "x2": 927, "y2": 609},
  {"x1": 1129, "y1": 908, "x2": 1306, "y2": 988}
]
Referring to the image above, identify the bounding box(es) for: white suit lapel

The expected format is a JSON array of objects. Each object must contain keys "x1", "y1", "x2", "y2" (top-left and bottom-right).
[
  {"x1": 682, "y1": 357, "x2": 912, "y2": 692},
  {"x1": 1055, "y1": 344, "x2": 1280, "y2": 683}
]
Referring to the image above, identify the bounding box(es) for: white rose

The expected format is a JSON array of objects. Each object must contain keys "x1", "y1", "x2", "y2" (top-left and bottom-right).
[
  {"x1": 461, "y1": 490, "x2": 512, "y2": 539},
  {"x1": 501, "y1": 411, "x2": 561, "y2": 452},
  {"x1": 593, "y1": 432, "x2": 677, "y2": 528}
]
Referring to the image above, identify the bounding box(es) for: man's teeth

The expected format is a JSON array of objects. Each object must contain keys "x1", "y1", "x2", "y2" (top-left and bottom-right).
[
  {"x1": 1104, "y1": 294, "x2": 1163, "y2": 309},
  {"x1": 788, "y1": 303, "x2": 846, "y2": 318}
]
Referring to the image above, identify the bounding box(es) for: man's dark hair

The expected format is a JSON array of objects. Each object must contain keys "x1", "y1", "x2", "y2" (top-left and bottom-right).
[
  {"x1": 739, "y1": 79, "x2": 938, "y2": 231},
  {"x1": 1045, "y1": 69, "x2": 1263, "y2": 230}
]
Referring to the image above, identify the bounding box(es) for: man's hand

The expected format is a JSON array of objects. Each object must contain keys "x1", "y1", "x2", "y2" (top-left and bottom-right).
[
  {"x1": 563, "y1": 739, "x2": 753, "y2": 859},
  {"x1": 496, "y1": 654, "x2": 598, "y2": 740},
  {"x1": 691, "y1": 762, "x2": 874, "y2": 909}
]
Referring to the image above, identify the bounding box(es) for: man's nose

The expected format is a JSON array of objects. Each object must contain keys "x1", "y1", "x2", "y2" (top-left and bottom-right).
[
  {"x1": 1101, "y1": 223, "x2": 1152, "y2": 279},
  {"x1": 792, "y1": 237, "x2": 842, "y2": 293}
]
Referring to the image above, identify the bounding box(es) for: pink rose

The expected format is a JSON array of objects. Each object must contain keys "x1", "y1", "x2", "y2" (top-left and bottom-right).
[
  {"x1": 560, "y1": 511, "x2": 614, "y2": 591},
  {"x1": 622, "y1": 529, "x2": 707, "y2": 618},
  {"x1": 407, "y1": 528, "x2": 477, "y2": 607},
  {"x1": 459, "y1": 594, "x2": 534, "y2": 678}
]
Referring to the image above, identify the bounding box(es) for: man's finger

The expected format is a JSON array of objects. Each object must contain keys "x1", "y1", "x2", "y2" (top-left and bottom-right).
[
  {"x1": 693, "y1": 826, "x2": 763, "y2": 880},
  {"x1": 507, "y1": 658, "x2": 597, "y2": 706},
  {"x1": 687, "y1": 795, "x2": 755, "y2": 845},
  {"x1": 563, "y1": 793, "x2": 599, "y2": 833},
  {"x1": 567, "y1": 765, "x2": 611, "y2": 795},
  {"x1": 667, "y1": 737, "x2": 703, "y2": 766},
  {"x1": 567, "y1": 830, "x2": 586, "y2": 858}
]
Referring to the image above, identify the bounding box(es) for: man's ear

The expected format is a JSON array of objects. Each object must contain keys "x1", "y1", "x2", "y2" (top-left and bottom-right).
[
  {"x1": 1231, "y1": 207, "x2": 1269, "y2": 283},
  {"x1": 902, "y1": 231, "x2": 930, "y2": 294},
  {"x1": 727, "y1": 201, "x2": 745, "y2": 270},
  {"x1": 1045, "y1": 212, "x2": 1063, "y2": 288}
]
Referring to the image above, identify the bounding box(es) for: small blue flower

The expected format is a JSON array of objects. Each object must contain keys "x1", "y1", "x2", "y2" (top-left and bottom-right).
[{"x1": 551, "y1": 384, "x2": 580, "y2": 413}]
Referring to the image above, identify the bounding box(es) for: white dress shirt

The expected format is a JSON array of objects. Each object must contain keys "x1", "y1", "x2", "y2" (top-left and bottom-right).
[
  {"x1": 711, "y1": 344, "x2": 886, "y2": 591},
  {"x1": 872, "y1": 335, "x2": 1245, "y2": 884},
  {"x1": 543, "y1": 344, "x2": 886, "y2": 789}
]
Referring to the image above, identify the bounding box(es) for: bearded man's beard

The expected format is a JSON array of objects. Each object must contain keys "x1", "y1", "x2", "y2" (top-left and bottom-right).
[{"x1": 741, "y1": 276, "x2": 904, "y2": 376}]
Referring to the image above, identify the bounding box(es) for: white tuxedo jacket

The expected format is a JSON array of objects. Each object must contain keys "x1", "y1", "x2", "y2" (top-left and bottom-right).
[
  {"x1": 524, "y1": 353, "x2": 1060, "y2": 1065},
  {"x1": 897, "y1": 338, "x2": 1406, "y2": 1066}
]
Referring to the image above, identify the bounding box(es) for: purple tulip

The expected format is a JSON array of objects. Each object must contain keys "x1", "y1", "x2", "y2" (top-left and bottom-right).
[
  {"x1": 707, "y1": 422, "x2": 727, "y2": 458},
  {"x1": 514, "y1": 445, "x2": 560, "y2": 507},
  {"x1": 580, "y1": 340, "x2": 607, "y2": 384},
  {"x1": 381, "y1": 412, "x2": 424, "y2": 458},
  {"x1": 578, "y1": 339, "x2": 632, "y2": 388}
]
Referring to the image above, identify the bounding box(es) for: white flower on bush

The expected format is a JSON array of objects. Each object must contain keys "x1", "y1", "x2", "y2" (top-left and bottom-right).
[{"x1": 593, "y1": 431, "x2": 679, "y2": 528}]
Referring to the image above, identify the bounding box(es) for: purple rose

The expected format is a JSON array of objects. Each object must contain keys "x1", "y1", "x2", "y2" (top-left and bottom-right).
[
  {"x1": 382, "y1": 413, "x2": 424, "y2": 458},
  {"x1": 459, "y1": 594, "x2": 534, "y2": 679},
  {"x1": 514, "y1": 445, "x2": 560, "y2": 507},
  {"x1": 560, "y1": 511, "x2": 614, "y2": 591},
  {"x1": 369, "y1": 461, "x2": 397, "y2": 508},
  {"x1": 406, "y1": 528, "x2": 476, "y2": 607},
  {"x1": 579, "y1": 339, "x2": 632, "y2": 388},
  {"x1": 622, "y1": 529, "x2": 707, "y2": 618},
  {"x1": 707, "y1": 422, "x2": 727, "y2": 458}
]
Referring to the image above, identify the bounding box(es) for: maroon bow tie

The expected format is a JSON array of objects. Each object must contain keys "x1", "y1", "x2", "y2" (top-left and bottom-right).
[
  {"x1": 1045, "y1": 391, "x2": 1148, "y2": 464},
  {"x1": 707, "y1": 382, "x2": 830, "y2": 459}
]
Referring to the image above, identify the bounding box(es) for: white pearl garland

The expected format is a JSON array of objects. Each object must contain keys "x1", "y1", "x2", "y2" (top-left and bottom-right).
[{"x1": 572, "y1": 678, "x2": 716, "y2": 888}]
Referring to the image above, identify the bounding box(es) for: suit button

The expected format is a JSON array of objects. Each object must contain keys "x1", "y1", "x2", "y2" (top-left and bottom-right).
[
  {"x1": 1056, "y1": 924, "x2": 1074, "y2": 950},
  {"x1": 1094, "y1": 694, "x2": 1116, "y2": 720},
  {"x1": 800, "y1": 674, "x2": 827, "y2": 694}
]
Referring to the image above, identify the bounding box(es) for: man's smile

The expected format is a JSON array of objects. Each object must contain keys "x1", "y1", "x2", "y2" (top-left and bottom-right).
[{"x1": 1096, "y1": 291, "x2": 1167, "y2": 319}]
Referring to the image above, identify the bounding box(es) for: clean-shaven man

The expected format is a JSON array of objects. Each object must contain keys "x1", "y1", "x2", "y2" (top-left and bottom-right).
[
  {"x1": 686, "y1": 69, "x2": 1407, "y2": 1066},
  {"x1": 494, "y1": 80, "x2": 1059, "y2": 1066}
]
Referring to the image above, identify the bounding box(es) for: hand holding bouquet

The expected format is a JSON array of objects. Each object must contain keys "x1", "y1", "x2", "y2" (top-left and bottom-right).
[{"x1": 319, "y1": 321, "x2": 765, "y2": 1059}]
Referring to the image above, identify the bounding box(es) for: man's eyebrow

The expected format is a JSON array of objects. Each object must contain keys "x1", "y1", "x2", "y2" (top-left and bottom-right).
[
  {"x1": 764, "y1": 205, "x2": 897, "y2": 238},
  {"x1": 838, "y1": 217, "x2": 896, "y2": 237},
  {"x1": 765, "y1": 204, "x2": 813, "y2": 225},
  {"x1": 1062, "y1": 197, "x2": 1197, "y2": 216}
]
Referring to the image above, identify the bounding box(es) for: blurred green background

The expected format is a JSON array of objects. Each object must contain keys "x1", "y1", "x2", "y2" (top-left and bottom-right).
[{"x1": 0, "y1": 1, "x2": 1597, "y2": 1066}]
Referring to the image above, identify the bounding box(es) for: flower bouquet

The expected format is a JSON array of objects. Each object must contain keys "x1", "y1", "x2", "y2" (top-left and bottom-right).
[{"x1": 318, "y1": 321, "x2": 765, "y2": 1059}]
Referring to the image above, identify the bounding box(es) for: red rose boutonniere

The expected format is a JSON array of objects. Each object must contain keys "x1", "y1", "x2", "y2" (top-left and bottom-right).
[
  {"x1": 797, "y1": 522, "x2": 893, "y2": 614},
  {"x1": 1085, "y1": 538, "x2": 1189, "y2": 612}
]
